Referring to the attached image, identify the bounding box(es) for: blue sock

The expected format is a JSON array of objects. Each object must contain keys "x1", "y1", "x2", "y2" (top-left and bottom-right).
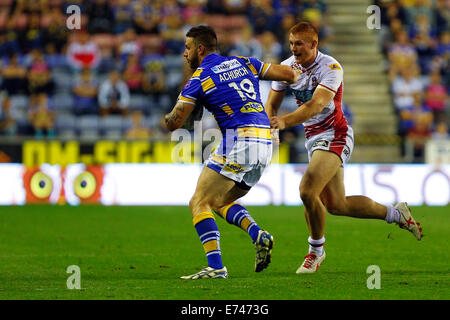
[
  {"x1": 222, "y1": 203, "x2": 261, "y2": 243},
  {"x1": 193, "y1": 212, "x2": 223, "y2": 269}
]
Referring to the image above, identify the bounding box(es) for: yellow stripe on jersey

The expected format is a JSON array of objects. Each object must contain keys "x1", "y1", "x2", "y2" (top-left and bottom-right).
[
  {"x1": 260, "y1": 63, "x2": 271, "y2": 78},
  {"x1": 203, "y1": 239, "x2": 219, "y2": 253},
  {"x1": 222, "y1": 104, "x2": 234, "y2": 115},
  {"x1": 193, "y1": 211, "x2": 215, "y2": 226},
  {"x1": 178, "y1": 95, "x2": 196, "y2": 104},
  {"x1": 237, "y1": 127, "x2": 271, "y2": 139},
  {"x1": 247, "y1": 63, "x2": 258, "y2": 76},
  {"x1": 192, "y1": 69, "x2": 203, "y2": 78},
  {"x1": 201, "y1": 78, "x2": 216, "y2": 92}
]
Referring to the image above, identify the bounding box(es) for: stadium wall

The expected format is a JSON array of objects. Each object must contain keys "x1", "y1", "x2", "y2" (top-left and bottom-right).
[{"x1": 1, "y1": 163, "x2": 448, "y2": 207}]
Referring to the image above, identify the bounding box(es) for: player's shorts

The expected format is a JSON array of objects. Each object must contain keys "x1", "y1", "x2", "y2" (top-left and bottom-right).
[
  {"x1": 205, "y1": 126, "x2": 272, "y2": 190},
  {"x1": 305, "y1": 126, "x2": 354, "y2": 165}
]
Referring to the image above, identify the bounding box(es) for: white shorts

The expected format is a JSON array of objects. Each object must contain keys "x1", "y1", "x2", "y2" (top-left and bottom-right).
[
  {"x1": 205, "y1": 127, "x2": 272, "y2": 190},
  {"x1": 305, "y1": 126, "x2": 354, "y2": 165}
]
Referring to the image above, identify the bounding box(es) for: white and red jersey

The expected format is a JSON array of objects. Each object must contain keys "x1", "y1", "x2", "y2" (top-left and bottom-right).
[{"x1": 271, "y1": 51, "x2": 349, "y2": 139}]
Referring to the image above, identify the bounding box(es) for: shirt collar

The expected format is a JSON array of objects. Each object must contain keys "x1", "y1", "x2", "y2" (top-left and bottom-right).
[
  {"x1": 201, "y1": 53, "x2": 220, "y2": 66},
  {"x1": 299, "y1": 50, "x2": 322, "y2": 72}
]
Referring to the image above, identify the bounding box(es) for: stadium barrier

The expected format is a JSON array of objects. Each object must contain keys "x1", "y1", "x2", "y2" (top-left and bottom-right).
[{"x1": 0, "y1": 163, "x2": 448, "y2": 206}]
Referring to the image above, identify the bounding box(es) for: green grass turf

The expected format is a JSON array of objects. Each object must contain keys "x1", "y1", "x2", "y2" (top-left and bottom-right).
[{"x1": 0, "y1": 205, "x2": 448, "y2": 300}]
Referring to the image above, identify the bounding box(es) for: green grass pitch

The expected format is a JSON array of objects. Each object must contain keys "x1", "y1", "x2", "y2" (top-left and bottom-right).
[{"x1": 0, "y1": 205, "x2": 448, "y2": 300}]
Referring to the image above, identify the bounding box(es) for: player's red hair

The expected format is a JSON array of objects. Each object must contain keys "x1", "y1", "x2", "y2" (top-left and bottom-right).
[{"x1": 289, "y1": 22, "x2": 319, "y2": 43}]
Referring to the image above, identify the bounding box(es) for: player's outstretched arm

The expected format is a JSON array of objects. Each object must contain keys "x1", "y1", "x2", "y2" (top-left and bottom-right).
[
  {"x1": 270, "y1": 86, "x2": 335, "y2": 130},
  {"x1": 164, "y1": 101, "x2": 195, "y2": 131},
  {"x1": 265, "y1": 88, "x2": 286, "y2": 118},
  {"x1": 262, "y1": 65, "x2": 302, "y2": 84}
]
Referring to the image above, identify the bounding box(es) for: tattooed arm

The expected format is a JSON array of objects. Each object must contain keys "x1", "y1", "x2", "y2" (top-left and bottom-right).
[{"x1": 164, "y1": 101, "x2": 195, "y2": 131}]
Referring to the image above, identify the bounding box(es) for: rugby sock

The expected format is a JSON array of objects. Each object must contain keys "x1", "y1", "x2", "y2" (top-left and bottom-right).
[
  {"x1": 385, "y1": 205, "x2": 400, "y2": 224},
  {"x1": 221, "y1": 203, "x2": 261, "y2": 243},
  {"x1": 193, "y1": 211, "x2": 223, "y2": 269},
  {"x1": 308, "y1": 236, "x2": 325, "y2": 257}
]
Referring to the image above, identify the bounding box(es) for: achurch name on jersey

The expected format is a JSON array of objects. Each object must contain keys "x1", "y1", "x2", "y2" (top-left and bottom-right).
[{"x1": 218, "y1": 67, "x2": 249, "y2": 82}]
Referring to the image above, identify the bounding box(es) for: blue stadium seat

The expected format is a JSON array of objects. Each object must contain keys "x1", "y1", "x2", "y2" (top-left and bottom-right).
[
  {"x1": 99, "y1": 115, "x2": 124, "y2": 137},
  {"x1": 55, "y1": 113, "x2": 77, "y2": 138},
  {"x1": 77, "y1": 115, "x2": 100, "y2": 139},
  {"x1": 53, "y1": 70, "x2": 74, "y2": 93},
  {"x1": 52, "y1": 93, "x2": 75, "y2": 111}
]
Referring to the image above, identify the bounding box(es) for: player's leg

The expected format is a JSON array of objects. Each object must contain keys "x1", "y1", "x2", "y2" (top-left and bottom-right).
[
  {"x1": 320, "y1": 168, "x2": 423, "y2": 240},
  {"x1": 181, "y1": 167, "x2": 238, "y2": 279},
  {"x1": 300, "y1": 150, "x2": 342, "y2": 240},
  {"x1": 213, "y1": 186, "x2": 274, "y2": 273},
  {"x1": 296, "y1": 150, "x2": 341, "y2": 274},
  {"x1": 320, "y1": 167, "x2": 387, "y2": 220}
]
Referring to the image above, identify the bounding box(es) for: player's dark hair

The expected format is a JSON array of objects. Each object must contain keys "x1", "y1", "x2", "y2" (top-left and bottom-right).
[
  {"x1": 289, "y1": 22, "x2": 319, "y2": 42},
  {"x1": 186, "y1": 25, "x2": 217, "y2": 51}
]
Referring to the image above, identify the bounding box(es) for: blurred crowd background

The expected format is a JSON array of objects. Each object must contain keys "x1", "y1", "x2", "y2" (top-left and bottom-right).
[{"x1": 0, "y1": 0, "x2": 447, "y2": 163}]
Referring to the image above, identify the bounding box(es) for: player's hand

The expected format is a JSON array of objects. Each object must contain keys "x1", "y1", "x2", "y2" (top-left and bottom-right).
[
  {"x1": 283, "y1": 69, "x2": 302, "y2": 85},
  {"x1": 271, "y1": 128, "x2": 280, "y2": 145},
  {"x1": 270, "y1": 116, "x2": 286, "y2": 130}
]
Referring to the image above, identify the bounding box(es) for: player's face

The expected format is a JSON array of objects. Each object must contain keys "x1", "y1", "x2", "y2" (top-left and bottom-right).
[
  {"x1": 184, "y1": 37, "x2": 200, "y2": 70},
  {"x1": 289, "y1": 32, "x2": 317, "y2": 67}
]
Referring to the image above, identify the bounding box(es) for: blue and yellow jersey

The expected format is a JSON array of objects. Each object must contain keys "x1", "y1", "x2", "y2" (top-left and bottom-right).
[{"x1": 179, "y1": 53, "x2": 272, "y2": 138}]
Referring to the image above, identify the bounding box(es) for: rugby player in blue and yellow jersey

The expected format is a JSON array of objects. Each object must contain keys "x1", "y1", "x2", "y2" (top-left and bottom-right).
[{"x1": 164, "y1": 25, "x2": 301, "y2": 279}]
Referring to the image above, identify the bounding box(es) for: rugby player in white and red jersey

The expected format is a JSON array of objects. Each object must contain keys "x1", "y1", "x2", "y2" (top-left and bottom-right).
[{"x1": 266, "y1": 22, "x2": 423, "y2": 274}]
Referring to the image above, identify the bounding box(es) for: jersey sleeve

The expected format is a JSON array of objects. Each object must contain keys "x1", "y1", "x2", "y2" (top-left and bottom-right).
[
  {"x1": 317, "y1": 62, "x2": 343, "y2": 94},
  {"x1": 270, "y1": 59, "x2": 291, "y2": 92},
  {"x1": 238, "y1": 56, "x2": 271, "y2": 79},
  {"x1": 179, "y1": 76, "x2": 203, "y2": 105}
]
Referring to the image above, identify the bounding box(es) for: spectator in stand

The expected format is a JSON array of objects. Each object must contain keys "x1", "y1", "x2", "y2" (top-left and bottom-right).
[
  {"x1": 380, "y1": 18, "x2": 404, "y2": 55},
  {"x1": 85, "y1": 0, "x2": 114, "y2": 34},
  {"x1": 229, "y1": 25, "x2": 262, "y2": 59},
  {"x1": 28, "y1": 93, "x2": 55, "y2": 138},
  {"x1": 132, "y1": 0, "x2": 160, "y2": 34},
  {"x1": 0, "y1": 19, "x2": 21, "y2": 56},
  {"x1": 0, "y1": 52, "x2": 28, "y2": 95},
  {"x1": 434, "y1": 31, "x2": 449, "y2": 86},
  {"x1": 406, "y1": 93, "x2": 433, "y2": 162},
  {"x1": 21, "y1": 13, "x2": 44, "y2": 53},
  {"x1": 26, "y1": 48, "x2": 54, "y2": 96},
  {"x1": 275, "y1": 13, "x2": 298, "y2": 59},
  {"x1": 66, "y1": 29, "x2": 101, "y2": 72},
  {"x1": 392, "y1": 65, "x2": 423, "y2": 111},
  {"x1": 113, "y1": 0, "x2": 135, "y2": 34},
  {"x1": 301, "y1": 0, "x2": 327, "y2": 20},
  {"x1": 405, "y1": 0, "x2": 434, "y2": 27},
  {"x1": 248, "y1": 0, "x2": 277, "y2": 35},
  {"x1": 122, "y1": 53, "x2": 144, "y2": 94},
  {"x1": 260, "y1": 30, "x2": 282, "y2": 63},
  {"x1": 98, "y1": 70, "x2": 130, "y2": 116},
  {"x1": 274, "y1": 0, "x2": 301, "y2": 19},
  {"x1": 0, "y1": 95, "x2": 17, "y2": 136},
  {"x1": 42, "y1": 7, "x2": 68, "y2": 54},
  {"x1": 118, "y1": 28, "x2": 142, "y2": 63},
  {"x1": 72, "y1": 68, "x2": 99, "y2": 116},
  {"x1": 387, "y1": 29, "x2": 418, "y2": 80},
  {"x1": 142, "y1": 58, "x2": 166, "y2": 105},
  {"x1": 424, "y1": 70, "x2": 447, "y2": 122},
  {"x1": 223, "y1": 0, "x2": 250, "y2": 15},
  {"x1": 432, "y1": 121, "x2": 449, "y2": 140},
  {"x1": 434, "y1": 0, "x2": 449, "y2": 37},
  {"x1": 159, "y1": 13, "x2": 185, "y2": 54},
  {"x1": 205, "y1": 0, "x2": 227, "y2": 14},
  {"x1": 125, "y1": 110, "x2": 151, "y2": 139}
]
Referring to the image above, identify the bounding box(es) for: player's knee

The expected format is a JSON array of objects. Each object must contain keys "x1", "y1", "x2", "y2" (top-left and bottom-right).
[{"x1": 299, "y1": 186, "x2": 316, "y2": 208}]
